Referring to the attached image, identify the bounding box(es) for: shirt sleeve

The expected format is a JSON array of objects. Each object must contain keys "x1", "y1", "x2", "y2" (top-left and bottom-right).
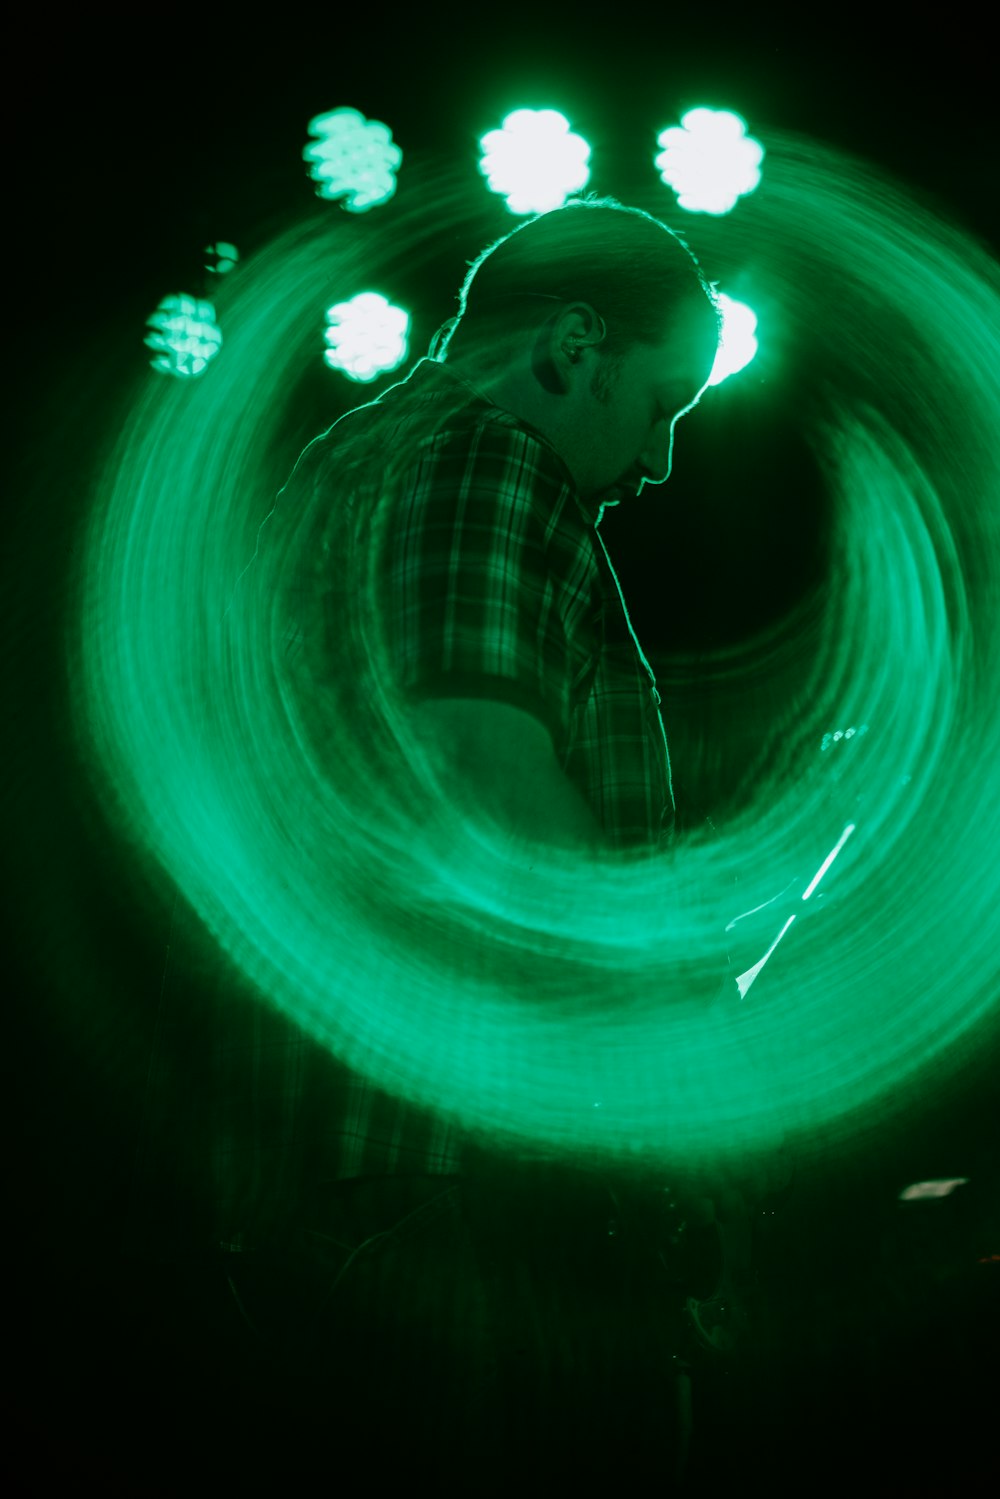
[{"x1": 379, "y1": 418, "x2": 590, "y2": 756}]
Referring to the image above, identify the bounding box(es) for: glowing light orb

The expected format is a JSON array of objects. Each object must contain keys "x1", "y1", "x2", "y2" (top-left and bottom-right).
[
  {"x1": 322, "y1": 290, "x2": 409, "y2": 383},
  {"x1": 71, "y1": 139, "x2": 1000, "y2": 1192},
  {"x1": 655, "y1": 107, "x2": 764, "y2": 215},
  {"x1": 707, "y1": 292, "x2": 759, "y2": 386},
  {"x1": 204, "y1": 242, "x2": 240, "y2": 276},
  {"x1": 143, "y1": 293, "x2": 222, "y2": 379},
  {"x1": 303, "y1": 106, "x2": 402, "y2": 213},
  {"x1": 478, "y1": 108, "x2": 592, "y2": 216}
]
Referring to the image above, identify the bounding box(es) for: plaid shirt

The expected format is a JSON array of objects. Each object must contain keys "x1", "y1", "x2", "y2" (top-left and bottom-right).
[{"x1": 123, "y1": 359, "x2": 677, "y2": 1259}]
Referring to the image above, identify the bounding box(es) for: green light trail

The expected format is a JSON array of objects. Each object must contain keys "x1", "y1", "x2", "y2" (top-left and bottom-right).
[
  {"x1": 802, "y1": 823, "x2": 855, "y2": 902},
  {"x1": 734, "y1": 916, "x2": 798, "y2": 1002},
  {"x1": 721, "y1": 825, "x2": 857, "y2": 1002},
  {"x1": 64, "y1": 135, "x2": 1000, "y2": 1192}
]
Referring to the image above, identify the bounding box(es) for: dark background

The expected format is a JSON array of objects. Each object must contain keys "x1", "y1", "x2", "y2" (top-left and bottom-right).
[{"x1": 6, "y1": 15, "x2": 997, "y2": 1488}]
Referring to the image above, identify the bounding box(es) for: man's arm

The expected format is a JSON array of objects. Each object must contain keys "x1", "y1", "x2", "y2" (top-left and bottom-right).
[{"x1": 408, "y1": 696, "x2": 610, "y2": 859}]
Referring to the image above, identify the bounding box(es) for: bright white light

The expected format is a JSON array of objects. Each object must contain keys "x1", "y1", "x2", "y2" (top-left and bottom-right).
[
  {"x1": 322, "y1": 291, "x2": 409, "y2": 383},
  {"x1": 478, "y1": 108, "x2": 592, "y2": 216},
  {"x1": 707, "y1": 293, "x2": 758, "y2": 386},
  {"x1": 654, "y1": 106, "x2": 764, "y2": 216},
  {"x1": 802, "y1": 824, "x2": 856, "y2": 901},
  {"x1": 304, "y1": 106, "x2": 403, "y2": 213}
]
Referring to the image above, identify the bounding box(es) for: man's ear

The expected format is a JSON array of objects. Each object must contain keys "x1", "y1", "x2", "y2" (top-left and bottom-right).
[{"x1": 530, "y1": 320, "x2": 572, "y2": 395}]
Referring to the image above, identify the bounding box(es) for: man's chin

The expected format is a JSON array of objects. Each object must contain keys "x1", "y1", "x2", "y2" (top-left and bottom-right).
[{"x1": 623, "y1": 467, "x2": 666, "y2": 493}]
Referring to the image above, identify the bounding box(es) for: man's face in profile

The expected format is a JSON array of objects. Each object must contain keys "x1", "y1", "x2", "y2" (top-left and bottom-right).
[
  {"x1": 575, "y1": 309, "x2": 718, "y2": 501},
  {"x1": 452, "y1": 297, "x2": 719, "y2": 509}
]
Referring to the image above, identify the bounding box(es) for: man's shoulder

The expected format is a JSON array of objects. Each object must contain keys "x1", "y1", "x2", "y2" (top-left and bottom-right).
[
  {"x1": 342, "y1": 360, "x2": 573, "y2": 485},
  {"x1": 300, "y1": 362, "x2": 592, "y2": 537},
  {"x1": 430, "y1": 404, "x2": 573, "y2": 489}
]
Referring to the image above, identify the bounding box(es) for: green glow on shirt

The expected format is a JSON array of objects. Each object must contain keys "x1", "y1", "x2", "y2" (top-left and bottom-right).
[{"x1": 65, "y1": 139, "x2": 1000, "y2": 1192}]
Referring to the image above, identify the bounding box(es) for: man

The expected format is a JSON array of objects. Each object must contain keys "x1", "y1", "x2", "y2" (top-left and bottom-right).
[
  {"x1": 126, "y1": 195, "x2": 727, "y2": 1484},
  {"x1": 402, "y1": 281, "x2": 717, "y2": 866}
]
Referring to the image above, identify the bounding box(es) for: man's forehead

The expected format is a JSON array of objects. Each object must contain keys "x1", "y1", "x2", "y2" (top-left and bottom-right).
[{"x1": 645, "y1": 348, "x2": 712, "y2": 401}]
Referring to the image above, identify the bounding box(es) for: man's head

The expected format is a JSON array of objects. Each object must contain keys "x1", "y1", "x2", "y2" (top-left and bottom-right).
[{"x1": 432, "y1": 196, "x2": 721, "y2": 506}]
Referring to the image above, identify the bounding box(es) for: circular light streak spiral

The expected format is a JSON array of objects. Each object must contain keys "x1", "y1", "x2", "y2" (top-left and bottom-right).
[{"x1": 64, "y1": 136, "x2": 1000, "y2": 1191}]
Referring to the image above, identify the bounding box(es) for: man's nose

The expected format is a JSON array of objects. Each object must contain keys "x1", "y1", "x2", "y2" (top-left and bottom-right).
[{"x1": 639, "y1": 439, "x2": 674, "y2": 485}]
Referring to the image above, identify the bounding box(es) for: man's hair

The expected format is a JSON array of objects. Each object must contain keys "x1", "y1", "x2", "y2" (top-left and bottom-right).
[{"x1": 432, "y1": 192, "x2": 721, "y2": 372}]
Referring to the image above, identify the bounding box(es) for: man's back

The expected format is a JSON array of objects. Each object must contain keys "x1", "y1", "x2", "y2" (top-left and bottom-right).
[{"x1": 123, "y1": 355, "x2": 679, "y2": 1260}]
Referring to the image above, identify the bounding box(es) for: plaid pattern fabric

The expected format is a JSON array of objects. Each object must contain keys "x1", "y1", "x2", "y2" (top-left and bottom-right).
[
  {"x1": 123, "y1": 359, "x2": 677, "y2": 1258},
  {"x1": 376, "y1": 369, "x2": 676, "y2": 850}
]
